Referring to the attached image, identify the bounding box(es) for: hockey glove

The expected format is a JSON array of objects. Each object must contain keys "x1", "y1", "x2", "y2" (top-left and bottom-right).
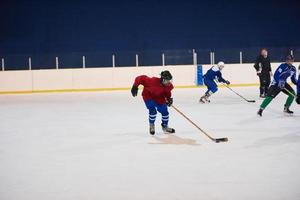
[
  {"x1": 278, "y1": 80, "x2": 285, "y2": 89},
  {"x1": 166, "y1": 98, "x2": 173, "y2": 107},
  {"x1": 131, "y1": 85, "x2": 138, "y2": 97},
  {"x1": 225, "y1": 80, "x2": 230, "y2": 85},
  {"x1": 256, "y1": 71, "x2": 262, "y2": 76}
]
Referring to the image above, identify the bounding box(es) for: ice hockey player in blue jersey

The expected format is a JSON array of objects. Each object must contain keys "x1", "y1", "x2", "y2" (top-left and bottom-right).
[
  {"x1": 296, "y1": 65, "x2": 300, "y2": 105},
  {"x1": 257, "y1": 55, "x2": 298, "y2": 116},
  {"x1": 199, "y1": 61, "x2": 230, "y2": 103}
]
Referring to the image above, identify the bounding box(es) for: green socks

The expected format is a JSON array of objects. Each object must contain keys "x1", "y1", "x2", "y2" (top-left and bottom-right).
[
  {"x1": 285, "y1": 93, "x2": 295, "y2": 108},
  {"x1": 260, "y1": 96, "x2": 273, "y2": 109}
]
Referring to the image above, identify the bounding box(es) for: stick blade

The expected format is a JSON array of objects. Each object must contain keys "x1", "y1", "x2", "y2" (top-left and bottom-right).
[
  {"x1": 248, "y1": 100, "x2": 256, "y2": 103},
  {"x1": 214, "y1": 138, "x2": 228, "y2": 143}
]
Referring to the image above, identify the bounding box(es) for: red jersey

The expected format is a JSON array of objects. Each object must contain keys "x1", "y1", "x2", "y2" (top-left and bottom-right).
[{"x1": 133, "y1": 75, "x2": 174, "y2": 104}]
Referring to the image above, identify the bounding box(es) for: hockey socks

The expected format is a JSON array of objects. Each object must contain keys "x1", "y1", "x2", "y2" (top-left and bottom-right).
[
  {"x1": 285, "y1": 93, "x2": 295, "y2": 108},
  {"x1": 257, "y1": 96, "x2": 273, "y2": 116},
  {"x1": 260, "y1": 96, "x2": 273, "y2": 109}
]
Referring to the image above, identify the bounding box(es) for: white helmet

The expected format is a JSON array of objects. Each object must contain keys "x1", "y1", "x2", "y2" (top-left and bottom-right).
[{"x1": 217, "y1": 61, "x2": 225, "y2": 70}]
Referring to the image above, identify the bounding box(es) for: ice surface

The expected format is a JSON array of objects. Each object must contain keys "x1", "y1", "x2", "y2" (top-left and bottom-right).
[{"x1": 0, "y1": 86, "x2": 299, "y2": 200}]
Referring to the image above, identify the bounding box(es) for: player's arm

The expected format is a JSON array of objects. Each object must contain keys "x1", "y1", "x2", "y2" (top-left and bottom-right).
[
  {"x1": 254, "y1": 56, "x2": 261, "y2": 74},
  {"x1": 273, "y1": 65, "x2": 282, "y2": 83},
  {"x1": 165, "y1": 85, "x2": 174, "y2": 107},
  {"x1": 217, "y1": 72, "x2": 230, "y2": 84},
  {"x1": 298, "y1": 74, "x2": 300, "y2": 95},
  {"x1": 133, "y1": 75, "x2": 148, "y2": 86},
  {"x1": 268, "y1": 58, "x2": 272, "y2": 76},
  {"x1": 131, "y1": 75, "x2": 149, "y2": 97},
  {"x1": 297, "y1": 80, "x2": 300, "y2": 96},
  {"x1": 291, "y1": 68, "x2": 297, "y2": 85},
  {"x1": 297, "y1": 75, "x2": 300, "y2": 104}
]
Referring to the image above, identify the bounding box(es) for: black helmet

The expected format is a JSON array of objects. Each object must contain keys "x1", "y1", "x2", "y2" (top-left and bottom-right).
[
  {"x1": 286, "y1": 54, "x2": 294, "y2": 61},
  {"x1": 160, "y1": 70, "x2": 173, "y2": 81}
]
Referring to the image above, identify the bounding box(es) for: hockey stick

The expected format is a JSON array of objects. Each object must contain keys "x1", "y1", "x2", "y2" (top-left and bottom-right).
[
  {"x1": 220, "y1": 83, "x2": 256, "y2": 103},
  {"x1": 283, "y1": 88, "x2": 297, "y2": 98},
  {"x1": 171, "y1": 105, "x2": 228, "y2": 143}
]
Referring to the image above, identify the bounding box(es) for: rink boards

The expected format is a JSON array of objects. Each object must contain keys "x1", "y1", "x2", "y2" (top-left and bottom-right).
[{"x1": 0, "y1": 63, "x2": 299, "y2": 94}]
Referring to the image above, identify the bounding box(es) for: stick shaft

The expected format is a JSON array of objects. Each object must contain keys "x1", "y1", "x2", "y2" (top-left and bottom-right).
[
  {"x1": 171, "y1": 105, "x2": 215, "y2": 141},
  {"x1": 283, "y1": 88, "x2": 297, "y2": 98},
  {"x1": 221, "y1": 82, "x2": 253, "y2": 102}
]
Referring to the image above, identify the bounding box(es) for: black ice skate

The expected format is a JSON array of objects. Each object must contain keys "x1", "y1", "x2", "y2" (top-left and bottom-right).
[
  {"x1": 257, "y1": 108, "x2": 263, "y2": 117},
  {"x1": 161, "y1": 123, "x2": 175, "y2": 134},
  {"x1": 149, "y1": 123, "x2": 155, "y2": 135},
  {"x1": 284, "y1": 106, "x2": 294, "y2": 115}
]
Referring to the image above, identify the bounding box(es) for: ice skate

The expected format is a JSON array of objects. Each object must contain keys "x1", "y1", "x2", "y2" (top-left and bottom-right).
[
  {"x1": 284, "y1": 106, "x2": 293, "y2": 115},
  {"x1": 161, "y1": 124, "x2": 175, "y2": 134},
  {"x1": 199, "y1": 96, "x2": 206, "y2": 103},
  {"x1": 257, "y1": 108, "x2": 263, "y2": 116},
  {"x1": 199, "y1": 95, "x2": 210, "y2": 103},
  {"x1": 149, "y1": 123, "x2": 155, "y2": 135}
]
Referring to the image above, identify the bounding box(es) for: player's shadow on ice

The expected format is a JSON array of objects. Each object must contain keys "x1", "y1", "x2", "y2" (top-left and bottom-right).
[{"x1": 149, "y1": 135, "x2": 200, "y2": 145}]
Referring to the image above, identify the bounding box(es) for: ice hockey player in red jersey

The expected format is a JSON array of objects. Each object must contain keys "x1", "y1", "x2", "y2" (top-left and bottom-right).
[{"x1": 131, "y1": 70, "x2": 175, "y2": 135}]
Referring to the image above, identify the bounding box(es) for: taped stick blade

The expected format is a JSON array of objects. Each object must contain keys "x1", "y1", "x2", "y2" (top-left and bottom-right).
[{"x1": 215, "y1": 138, "x2": 228, "y2": 143}]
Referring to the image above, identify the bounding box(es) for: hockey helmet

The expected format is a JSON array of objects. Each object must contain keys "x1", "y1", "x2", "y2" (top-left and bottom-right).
[
  {"x1": 217, "y1": 61, "x2": 225, "y2": 70},
  {"x1": 286, "y1": 54, "x2": 294, "y2": 61},
  {"x1": 160, "y1": 70, "x2": 173, "y2": 85}
]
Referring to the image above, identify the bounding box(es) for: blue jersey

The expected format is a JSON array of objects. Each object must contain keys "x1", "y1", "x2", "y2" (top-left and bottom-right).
[
  {"x1": 298, "y1": 74, "x2": 300, "y2": 95},
  {"x1": 204, "y1": 66, "x2": 226, "y2": 83},
  {"x1": 271, "y1": 63, "x2": 297, "y2": 87}
]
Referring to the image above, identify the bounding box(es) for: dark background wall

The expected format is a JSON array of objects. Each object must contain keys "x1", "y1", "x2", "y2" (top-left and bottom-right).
[
  {"x1": 0, "y1": 0, "x2": 300, "y2": 69},
  {"x1": 1, "y1": 0, "x2": 300, "y2": 54}
]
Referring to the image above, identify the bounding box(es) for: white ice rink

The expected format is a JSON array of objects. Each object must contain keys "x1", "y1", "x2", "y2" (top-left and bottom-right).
[{"x1": 0, "y1": 86, "x2": 299, "y2": 200}]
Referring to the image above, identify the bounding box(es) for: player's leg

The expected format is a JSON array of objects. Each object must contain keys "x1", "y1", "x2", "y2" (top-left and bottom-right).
[
  {"x1": 156, "y1": 103, "x2": 175, "y2": 133},
  {"x1": 204, "y1": 80, "x2": 218, "y2": 102},
  {"x1": 199, "y1": 78, "x2": 210, "y2": 103},
  {"x1": 145, "y1": 100, "x2": 158, "y2": 135},
  {"x1": 259, "y1": 75, "x2": 264, "y2": 98},
  {"x1": 257, "y1": 85, "x2": 281, "y2": 116},
  {"x1": 282, "y1": 83, "x2": 295, "y2": 114},
  {"x1": 262, "y1": 74, "x2": 271, "y2": 98},
  {"x1": 200, "y1": 79, "x2": 218, "y2": 103},
  {"x1": 264, "y1": 74, "x2": 271, "y2": 96}
]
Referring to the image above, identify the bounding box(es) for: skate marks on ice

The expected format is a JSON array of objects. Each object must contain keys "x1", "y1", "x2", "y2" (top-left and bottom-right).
[{"x1": 149, "y1": 135, "x2": 200, "y2": 145}]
